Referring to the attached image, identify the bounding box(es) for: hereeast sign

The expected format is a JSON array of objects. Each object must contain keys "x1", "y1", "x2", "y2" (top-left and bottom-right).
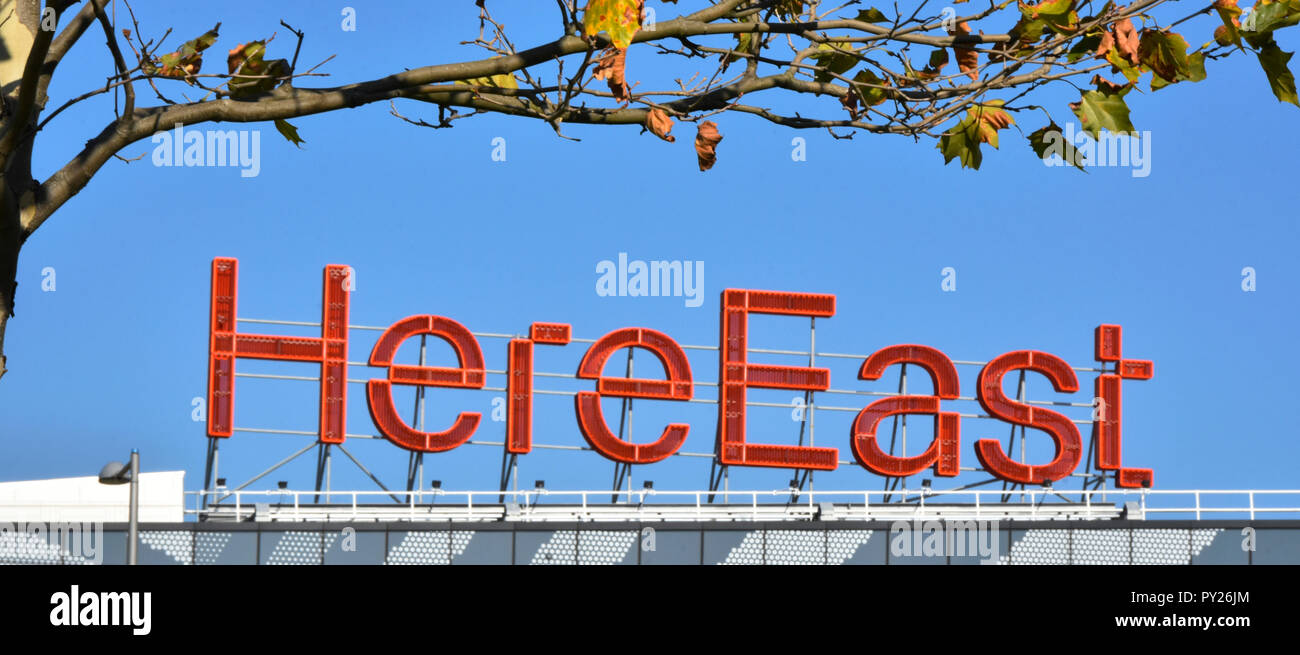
[{"x1": 206, "y1": 258, "x2": 1156, "y2": 488}]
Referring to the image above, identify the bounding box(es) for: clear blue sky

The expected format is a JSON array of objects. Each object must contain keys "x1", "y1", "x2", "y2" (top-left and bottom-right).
[{"x1": 1, "y1": 1, "x2": 1296, "y2": 500}]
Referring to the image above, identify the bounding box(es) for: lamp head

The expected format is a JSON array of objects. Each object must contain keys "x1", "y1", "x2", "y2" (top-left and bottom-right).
[{"x1": 98, "y1": 461, "x2": 130, "y2": 485}]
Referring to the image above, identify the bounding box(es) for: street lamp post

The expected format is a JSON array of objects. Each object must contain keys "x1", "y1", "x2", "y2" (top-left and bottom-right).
[{"x1": 98, "y1": 449, "x2": 140, "y2": 565}]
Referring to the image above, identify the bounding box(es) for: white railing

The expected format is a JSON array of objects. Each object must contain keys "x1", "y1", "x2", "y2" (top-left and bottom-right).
[{"x1": 182, "y1": 488, "x2": 1300, "y2": 523}]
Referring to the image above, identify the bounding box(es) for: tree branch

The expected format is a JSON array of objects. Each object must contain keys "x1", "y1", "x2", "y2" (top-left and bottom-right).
[
  {"x1": 38, "y1": 0, "x2": 98, "y2": 103},
  {"x1": 90, "y1": 0, "x2": 133, "y2": 117}
]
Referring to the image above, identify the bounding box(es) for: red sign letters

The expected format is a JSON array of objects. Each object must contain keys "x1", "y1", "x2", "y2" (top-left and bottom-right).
[{"x1": 207, "y1": 258, "x2": 1155, "y2": 487}]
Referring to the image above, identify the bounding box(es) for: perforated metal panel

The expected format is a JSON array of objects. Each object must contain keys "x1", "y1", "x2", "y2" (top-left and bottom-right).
[
  {"x1": 1071, "y1": 529, "x2": 1130, "y2": 564},
  {"x1": 260, "y1": 530, "x2": 322, "y2": 565},
  {"x1": 577, "y1": 530, "x2": 637, "y2": 565},
  {"x1": 1002, "y1": 529, "x2": 1070, "y2": 565},
  {"x1": 386, "y1": 531, "x2": 473, "y2": 565},
  {"x1": 764, "y1": 530, "x2": 825, "y2": 565},
  {"x1": 140, "y1": 530, "x2": 194, "y2": 565},
  {"x1": 526, "y1": 530, "x2": 577, "y2": 565}
]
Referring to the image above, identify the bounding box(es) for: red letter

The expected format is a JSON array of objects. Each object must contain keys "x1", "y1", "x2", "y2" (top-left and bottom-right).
[
  {"x1": 366, "y1": 316, "x2": 485, "y2": 453},
  {"x1": 574, "y1": 328, "x2": 693, "y2": 464},
  {"x1": 974, "y1": 351, "x2": 1082, "y2": 484},
  {"x1": 207, "y1": 258, "x2": 350, "y2": 443},
  {"x1": 1093, "y1": 324, "x2": 1155, "y2": 488},
  {"x1": 851, "y1": 345, "x2": 961, "y2": 477},
  {"x1": 506, "y1": 323, "x2": 572, "y2": 454},
  {"x1": 718, "y1": 289, "x2": 838, "y2": 470}
]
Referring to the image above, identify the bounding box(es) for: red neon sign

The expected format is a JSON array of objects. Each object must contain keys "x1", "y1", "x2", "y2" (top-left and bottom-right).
[
  {"x1": 366, "y1": 315, "x2": 486, "y2": 453},
  {"x1": 206, "y1": 258, "x2": 1156, "y2": 488},
  {"x1": 851, "y1": 345, "x2": 961, "y2": 478}
]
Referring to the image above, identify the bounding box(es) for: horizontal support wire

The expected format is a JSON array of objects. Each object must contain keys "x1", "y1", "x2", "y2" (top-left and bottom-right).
[
  {"x1": 231, "y1": 367, "x2": 1099, "y2": 424},
  {"x1": 228, "y1": 316, "x2": 1106, "y2": 472},
  {"x1": 229, "y1": 426, "x2": 1107, "y2": 477},
  {"x1": 235, "y1": 318, "x2": 1108, "y2": 373}
]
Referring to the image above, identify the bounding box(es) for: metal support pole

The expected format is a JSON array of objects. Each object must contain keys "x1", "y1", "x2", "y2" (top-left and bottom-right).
[
  {"x1": 611, "y1": 462, "x2": 630, "y2": 504},
  {"x1": 792, "y1": 317, "x2": 816, "y2": 499},
  {"x1": 999, "y1": 370, "x2": 1028, "y2": 503},
  {"x1": 313, "y1": 443, "x2": 332, "y2": 504},
  {"x1": 407, "y1": 335, "x2": 428, "y2": 494},
  {"x1": 1017, "y1": 370, "x2": 1027, "y2": 503},
  {"x1": 900, "y1": 363, "x2": 908, "y2": 494},
  {"x1": 499, "y1": 451, "x2": 517, "y2": 503},
  {"x1": 201, "y1": 437, "x2": 219, "y2": 511},
  {"x1": 883, "y1": 364, "x2": 908, "y2": 502},
  {"x1": 808, "y1": 317, "x2": 816, "y2": 494},
  {"x1": 128, "y1": 450, "x2": 139, "y2": 566},
  {"x1": 612, "y1": 347, "x2": 634, "y2": 501}
]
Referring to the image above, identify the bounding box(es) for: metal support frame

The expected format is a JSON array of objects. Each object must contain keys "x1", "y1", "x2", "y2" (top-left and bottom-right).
[
  {"x1": 999, "y1": 370, "x2": 1029, "y2": 502},
  {"x1": 790, "y1": 317, "x2": 817, "y2": 502},
  {"x1": 611, "y1": 463, "x2": 631, "y2": 503},
  {"x1": 881, "y1": 363, "x2": 909, "y2": 502},
  {"x1": 215, "y1": 316, "x2": 1136, "y2": 507},
  {"x1": 611, "y1": 348, "x2": 634, "y2": 502},
  {"x1": 335, "y1": 443, "x2": 402, "y2": 503},
  {"x1": 201, "y1": 436, "x2": 220, "y2": 510},
  {"x1": 707, "y1": 458, "x2": 728, "y2": 504},
  {"x1": 217, "y1": 441, "x2": 318, "y2": 505},
  {"x1": 405, "y1": 335, "x2": 428, "y2": 493},
  {"x1": 313, "y1": 443, "x2": 332, "y2": 503},
  {"x1": 498, "y1": 451, "x2": 517, "y2": 503}
]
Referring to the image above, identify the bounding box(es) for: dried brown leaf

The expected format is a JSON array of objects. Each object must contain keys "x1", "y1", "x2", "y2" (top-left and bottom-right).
[
  {"x1": 1113, "y1": 15, "x2": 1140, "y2": 67},
  {"x1": 694, "y1": 121, "x2": 722, "y2": 171},
  {"x1": 593, "y1": 47, "x2": 631, "y2": 104},
  {"x1": 951, "y1": 22, "x2": 979, "y2": 82},
  {"x1": 646, "y1": 108, "x2": 676, "y2": 142}
]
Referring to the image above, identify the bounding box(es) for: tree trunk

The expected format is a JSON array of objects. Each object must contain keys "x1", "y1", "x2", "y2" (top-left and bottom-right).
[
  {"x1": 0, "y1": 227, "x2": 15, "y2": 382},
  {"x1": 0, "y1": 0, "x2": 41, "y2": 382}
]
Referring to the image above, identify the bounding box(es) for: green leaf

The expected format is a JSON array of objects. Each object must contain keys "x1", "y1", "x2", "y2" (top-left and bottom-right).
[
  {"x1": 855, "y1": 8, "x2": 889, "y2": 23},
  {"x1": 810, "y1": 44, "x2": 860, "y2": 83},
  {"x1": 1244, "y1": 0, "x2": 1300, "y2": 34},
  {"x1": 1151, "y1": 51, "x2": 1206, "y2": 90},
  {"x1": 183, "y1": 25, "x2": 221, "y2": 56},
  {"x1": 227, "y1": 41, "x2": 291, "y2": 98},
  {"x1": 155, "y1": 22, "x2": 220, "y2": 81},
  {"x1": 1019, "y1": 0, "x2": 1078, "y2": 33},
  {"x1": 721, "y1": 14, "x2": 760, "y2": 69},
  {"x1": 850, "y1": 69, "x2": 890, "y2": 106},
  {"x1": 927, "y1": 48, "x2": 950, "y2": 72},
  {"x1": 1214, "y1": 0, "x2": 1243, "y2": 47},
  {"x1": 582, "y1": 0, "x2": 642, "y2": 49},
  {"x1": 1008, "y1": 16, "x2": 1049, "y2": 44},
  {"x1": 1137, "y1": 30, "x2": 1190, "y2": 83},
  {"x1": 1241, "y1": 0, "x2": 1300, "y2": 47},
  {"x1": 937, "y1": 100, "x2": 1014, "y2": 169},
  {"x1": 1106, "y1": 48, "x2": 1142, "y2": 83},
  {"x1": 1257, "y1": 41, "x2": 1299, "y2": 105},
  {"x1": 273, "y1": 118, "x2": 305, "y2": 148},
  {"x1": 1028, "y1": 123, "x2": 1086, "y2": 170},
  {"x1": 456, "y1": 72, "x2": 519, "y2": 89},
  {"x1": 1019, "y1": 0, "x2": 1074, "y2": 19},
  {"x1": 1185, "y1": 51, "x2": 1208, "y2": 82},
  {"x1": 1066, "y1": 32, "x2": 1103, "y2": 62},
  {"x1": 1069, "y1": 89, "x2": 1135, "y2": 138}
]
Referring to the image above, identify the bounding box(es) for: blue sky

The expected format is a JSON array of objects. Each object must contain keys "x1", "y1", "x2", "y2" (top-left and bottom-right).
[{"x1": 1, "y1": 1, "x2": 1296, "y2": 503}]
